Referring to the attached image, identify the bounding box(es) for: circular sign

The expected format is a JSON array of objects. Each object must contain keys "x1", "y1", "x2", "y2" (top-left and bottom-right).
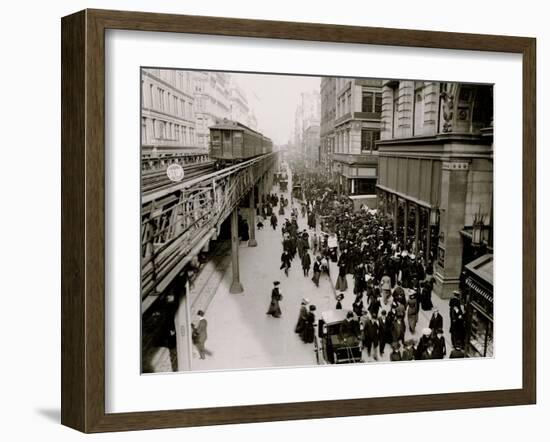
[{"x1": 166, "y1": 164, "x2": 185, "y2": 182}]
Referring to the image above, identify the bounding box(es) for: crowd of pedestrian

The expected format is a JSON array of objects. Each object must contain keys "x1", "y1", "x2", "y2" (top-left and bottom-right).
[{"x1": 276, "y1": 165, "x2": 468, "y2": 362}]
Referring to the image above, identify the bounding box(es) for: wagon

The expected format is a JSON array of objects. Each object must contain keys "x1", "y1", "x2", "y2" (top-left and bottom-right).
[{"x1": 314, "y1": 309, "x2": 363, "y2": 364}]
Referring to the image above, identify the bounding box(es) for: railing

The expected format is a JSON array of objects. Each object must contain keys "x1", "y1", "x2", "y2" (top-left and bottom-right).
[
  {"x1": 141, "y1": 152, "x2": 278, "y2": 300},
  {"x1": 141, "y1": 152, "x2": 210, "y2": 172}
]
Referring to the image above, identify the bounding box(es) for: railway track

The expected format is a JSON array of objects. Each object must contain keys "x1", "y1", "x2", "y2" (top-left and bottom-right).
[{"x1": 142, "y1": 161, "x2": 216, "y2": 195}]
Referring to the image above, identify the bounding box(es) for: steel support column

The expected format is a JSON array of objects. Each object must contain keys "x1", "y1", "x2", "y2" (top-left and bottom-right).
[
  {"x1": 230, "y1": 208, "x2": 244, "y2": 294},
  {"x1": 248, "y1": 188, "x2": 258, "y2": 247}
]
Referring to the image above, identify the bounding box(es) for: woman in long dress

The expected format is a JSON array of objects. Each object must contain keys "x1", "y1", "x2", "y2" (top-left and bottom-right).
[
  {"x1": 266, "y1": 281, "x2": 282, "y2": 318},
  {"x1": 312, "y1": 256, "x2": 322, "y2": 287},
  {"x1": 294, "y1": 298, "x2": 309, "y2": 334},
  {"x1": 335, "y1": 263, "x2": 348, "y2": 291},
  {"x1": 300, "y1": 305, "x2": 316, "y2": 343}
]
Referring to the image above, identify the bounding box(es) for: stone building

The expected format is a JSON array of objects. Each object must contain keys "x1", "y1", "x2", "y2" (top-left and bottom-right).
[
  {"x1": 141, "y1": 69, "x2": 197, "y2": 151},
  {"x1": 323, "y1": 78, "x2": 382, "y2": 199},
  {"x1": 304, "y1": 124, "x2": 321, "y2": 167},
  {"x1": 376, "y1": 80, "x2": 493, "y2": 298},
  {"x1": 193, "y1": 71, "x2": 232, "y2": 149},
  {"x1": 293, "y1": 90, "x2": 321, "y2": 161}
]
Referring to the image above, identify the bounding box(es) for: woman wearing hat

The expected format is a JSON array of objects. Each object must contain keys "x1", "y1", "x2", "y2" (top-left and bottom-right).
[
  {"x1": 406, "y1": 291, "x2": 419, "y2": 333},
  {"x1": 294, "y1": 298, "x2": 309, "y2": 334},
  {"x1": 311, "y1": 256, "x2": 322, "y2": 287},
  {"x1": 300, "y1": 305, "x2": 317, "y2": 344},
  {"x1": 335, "y1": 293, "x2": 344, "y2": 310},
  {"x1": 266, "y1": 281, "x2": 283, "y2": 318}
]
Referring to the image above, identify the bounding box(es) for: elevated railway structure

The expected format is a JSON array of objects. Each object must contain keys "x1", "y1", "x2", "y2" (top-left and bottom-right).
[{"x1": 141, "y1": 152, "x2": 279, "y2": 314}]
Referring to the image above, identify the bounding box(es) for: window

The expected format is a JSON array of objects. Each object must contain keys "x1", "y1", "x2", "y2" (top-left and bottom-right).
[
  {"x1": 413, "y1": 87, "x2": 424, "y2": 135},
  {"x1": 362, "y1": 92, "x2": 373, "y2": 112},
  {"x1": 141, "y1": 117, "x2": 147, "y2": 143},
  {"x1": 158, "y1": 88, "x2": 165, "y2": 111},
  {"x1": 362, "y1": 90, "x2": 382, "y2": 113},
  {"x1": 361, "y1": 129, "x2": 381, "y2": 152}
]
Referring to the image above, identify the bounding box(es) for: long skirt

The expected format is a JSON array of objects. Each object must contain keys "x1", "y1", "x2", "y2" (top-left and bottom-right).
[
  {"x1": 312, "y1": 271, "x2": 321, "y2": 287},
  {"x1": 335, "y1": 275, "x2": 348, "y2": 291},
  {"x1": 295, "y1": 317, "x2": 306, "y2": 334},
  {"x1": 301, "y1": 323, "x2": 314, "y2": 343},
  {"x1": 266, "y1": 300, "x2": 282, "y2": 317}
]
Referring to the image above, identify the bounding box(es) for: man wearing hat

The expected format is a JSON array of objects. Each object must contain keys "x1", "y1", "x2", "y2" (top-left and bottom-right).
[
  {"x1": 390, "y1": 342, "x2": 402, "y2": 362},
  {"x1": 402, "y1": 339, "x2": 416, "y2": 361}
]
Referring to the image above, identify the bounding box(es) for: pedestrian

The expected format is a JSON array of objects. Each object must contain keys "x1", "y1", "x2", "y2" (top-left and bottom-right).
[
  {"x1": 406, "y1": 292, "x2": 419, "y2": 333},
  {"x1": 380, "y1": 272, "x2": 392, "y2": 304},
  {"x1": 401, "y1": 339, "x2": 416, "y2": 361},
  {"x1": 367, "y1": 293, "x2": 382, "y2": 318},
  {"x1": 270, "y1": 213, "x2": 278, "y2": 230},
  {"x1": 280, "y1": 250, "x2": 292, "y2": 277},
  {"x1": 191, "y1": 310, "x2": 212, "y2": 359},
  {"x1": 391, "y1": 316, "x2": 406, "y2": 346},
  {"x1": 378, "y1": 309, "x2": 392, "y2": 357},
  {"x1": 300, "y1": 304, "x2": 316, "y2": 343},
  {"x1": 335, "y1": 262, "x2": 348, "y2": 291},
  {"x1": 420, "y1": 342, "x2": 436, "y2": 360},
  {"x1": 266, "y1": 281, "x2": 283, "y2": 318},
  {"x1": 301, "y1": 251, "x2": 312, "y2": 277},
  {"x1": 392, "y1": 280, "x2": 406, "y2": 306},
  {"x1": 363, "y1": 313, "x2": 380, "y2": 360},
  {"x1": 294, "y1": 298, "x2": 309, "y2": 334},
  {"x1": 312, "y1": 256, "x2": 322, "y2": 287},
  {"x1": 390, "y1": 343, "x2": 402, "y2": 362},
  {"x1": 450, "y1": 305, "x2": 466, "y2": 348},
  {"x1": 352, "y1": 294, "x2": 364, "y2": 317},
  {"x1": 335, "y1": 293, "x2": 344, "y2": 310},
  {"x1": 432, "y1": 328, "x2": 447, "y2": 359},
  {"x1": 416, "y1": 328, "x2": 432, "y2": 359},
  {"x1": 429, "y1": 309, "x2": 444, "y2": 331},
  {"x1": 420, "y1": 281, "x2": 434, "y2": 311}
]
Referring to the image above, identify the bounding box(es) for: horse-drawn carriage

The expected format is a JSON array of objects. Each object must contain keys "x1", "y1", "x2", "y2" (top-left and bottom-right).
[{"x1": 314, "y1": 310, "x2": 363, "y2": 364}]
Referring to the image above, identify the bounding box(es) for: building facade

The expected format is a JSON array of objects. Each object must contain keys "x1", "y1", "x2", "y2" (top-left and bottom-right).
[
  {"x1": 193, "y1": 71, "x2": 232, "y2": 149},
  {"x1": 304, "y1": 124, "x2": 321, "y2": 167},
  {"x1": 376, "y1": 80, "x2": 493, "y2": 298},
  {"x1": 320, "y1": 77, "x2": 336, "y2": 174},
  {"x1": 323, "y1": 78, "x2": 382, "y2": 199},
  {"x1": 293, "y1": 90, "x2": 321, "y2": 163},
  {"x1": 141, "y1": 69, "x2": 197, "y2": 151}
]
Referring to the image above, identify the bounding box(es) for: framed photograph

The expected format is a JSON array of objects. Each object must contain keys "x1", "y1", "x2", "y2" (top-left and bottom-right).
[{"x1": 61, "y1": 9, "x2": 536, "y2": 433}]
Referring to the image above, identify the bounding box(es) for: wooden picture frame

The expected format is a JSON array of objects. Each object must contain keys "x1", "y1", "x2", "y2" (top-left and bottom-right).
[{"x1": 61, "y1": 8, "x2": 536, "y2": 433}]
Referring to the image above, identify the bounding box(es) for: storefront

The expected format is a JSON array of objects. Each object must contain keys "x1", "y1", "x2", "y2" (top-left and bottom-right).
[
  {"x1": 376, "y1": 187, "x2": 440, "y2": 267},
  {"x1": 463, "y1": 254, "x2": 494, "y2": 358}
]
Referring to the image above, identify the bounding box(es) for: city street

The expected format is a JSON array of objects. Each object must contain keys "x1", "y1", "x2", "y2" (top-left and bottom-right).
[{"x1": 191, "y1": 170, "x2": 452, "y2": 372}]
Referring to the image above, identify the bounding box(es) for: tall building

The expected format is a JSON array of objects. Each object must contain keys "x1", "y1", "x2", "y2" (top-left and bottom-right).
[
  {"x1": 141, "y1": 69, "x2": 197, "y2": 151},
  {"x1": 323, "y1": 78, "x2": 382, "y2": 199},
  {"x1": 293, "y1": 90, "x2": 321, "y2": 164},
  {"x1": 193, "y1": 72, "x2": 232, "y2": 149},
  {"x1": 376, "y1": 80, "x2": 493, "y2": 299},
  {"x1": 320, "y1": 78, "x2": 337, "y2": 174}
]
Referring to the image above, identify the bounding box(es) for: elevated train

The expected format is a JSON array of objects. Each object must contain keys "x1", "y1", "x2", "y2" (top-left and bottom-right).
[{"x1": 209, "y1": 119, "x2": 273, "y2": 166}]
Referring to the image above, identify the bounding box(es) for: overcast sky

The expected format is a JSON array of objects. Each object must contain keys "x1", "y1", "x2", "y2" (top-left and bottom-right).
[{"x1": 232, "y1": 72, "x2": 321, "y2": 145}]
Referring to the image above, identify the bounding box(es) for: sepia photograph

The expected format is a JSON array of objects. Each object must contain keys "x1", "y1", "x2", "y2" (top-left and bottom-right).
[{"x1": 140, "y1": 68, "x2": 494, "y2": 373}]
